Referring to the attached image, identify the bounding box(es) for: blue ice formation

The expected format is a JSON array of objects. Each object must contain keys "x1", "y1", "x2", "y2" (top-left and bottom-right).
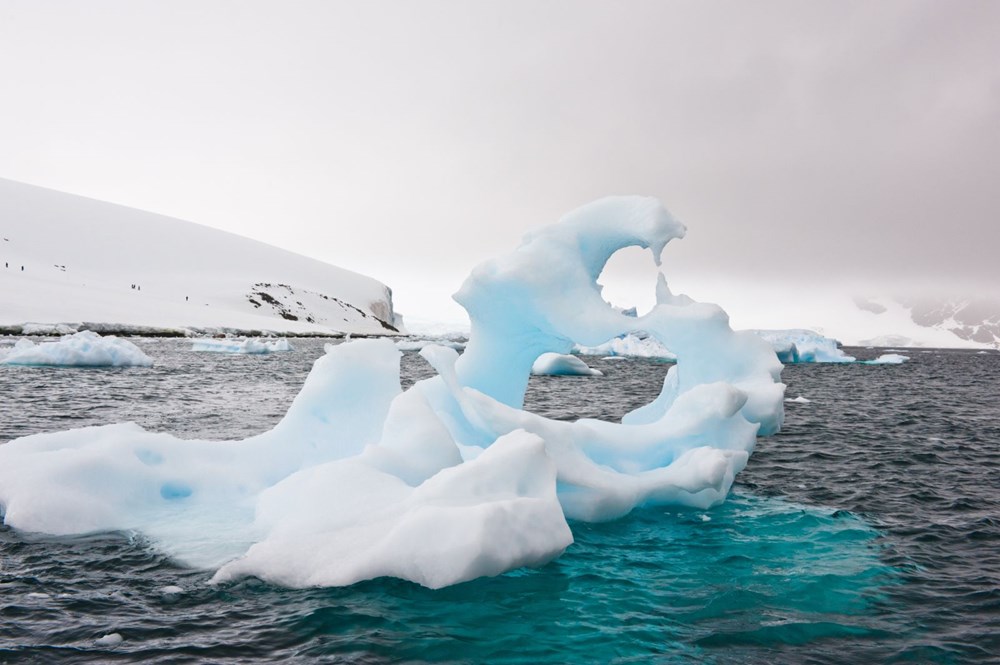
[
  {"x1": 0, "y1": 330, "x2": 152, "y2": 367},
  {"x1": 0, "y1": 196, "x2": 785, "y2": 589}
]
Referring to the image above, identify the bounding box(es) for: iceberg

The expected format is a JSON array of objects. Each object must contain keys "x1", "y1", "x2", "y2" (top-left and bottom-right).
[
  {"x1": 750, "y1": 329, "x2": 855, "y2": 363},
  {"x1": 0, "y1": 196, "x2": 785, "y2": 589},
  {"x1": 574, "y1": 333, "x2": 676, "y2": 360},
  {"x1": 0, "y1": 330, "x2": 152, "y2": 367},
  {"x1": 191, "y1": 337, "x2": 293, "y2": 354},
  {"x1": 531, "y1": 353, "x2": 603, "y2": 376}
]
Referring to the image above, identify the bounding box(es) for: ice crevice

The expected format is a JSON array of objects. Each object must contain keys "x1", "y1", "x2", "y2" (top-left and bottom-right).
[{"x1": 0, "y1": 196, "x2": 785, "y2": 589}]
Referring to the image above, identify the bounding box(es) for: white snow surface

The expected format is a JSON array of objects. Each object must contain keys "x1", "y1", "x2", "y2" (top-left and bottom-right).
[
  {"x1": 191, "y1": 338, "x2": 293, "y2": 354},
  {"x1": 531, "y1": 353, "x2": 603, "y2": 376},
  {"x1": 0, "y1": 196, "x2": 785, "y2": 589},
  {"x1": 0, "y1": 178, "x2": 398, "y2": 336},
  {"x1": 0, "y1": 331, "x2": 152, "y2": 367}
]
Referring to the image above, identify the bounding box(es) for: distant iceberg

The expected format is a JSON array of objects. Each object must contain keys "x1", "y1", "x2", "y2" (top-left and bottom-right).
[
  {"x1": 395, "y1": 337, "x2": 467, "y2": 352},
  {"x1": 575, "y1": 333, "x2": 676, "y2": 360},
  {"x1": 191, "y1": 337, "x2": 293, "y2": 354},
  {"x1": 0, "y1": 330, "x2": 152, "y2": 367},
  {"x1": 749, "y1": 329, "x2": 855, "y2": 363},
  {"x1": 862, "y1": 353, "x2": 909, "y2": 365},
  {"x1": 0, "y1": 196, "x2": 785, "y2": 589}
]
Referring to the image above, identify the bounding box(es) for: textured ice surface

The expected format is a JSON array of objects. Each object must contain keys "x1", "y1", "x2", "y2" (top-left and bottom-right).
[
  {"x1": 0, "y1": 196, "x2": 785, "y2": 588},
  {"x1": 750, "y1": 329, "x2": 855, "y2": 363},
  {"x1": 191, "y1": 338, "x2": 293, "y2": 354},
  {"x1": 0, "y1": 331, "x2": 152, "y2": 367}
]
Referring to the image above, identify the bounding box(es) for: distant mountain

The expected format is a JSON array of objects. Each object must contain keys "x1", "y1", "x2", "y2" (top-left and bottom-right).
[
  {"x1": 852, "y1": 294, "x2": 999, "y2": 349},
  {"x1": 897, "y1": 296, "x2": 1000, "y2": 347},
  {"x1": 0, "y1": 178, "x2": 400, "y2": 336}
]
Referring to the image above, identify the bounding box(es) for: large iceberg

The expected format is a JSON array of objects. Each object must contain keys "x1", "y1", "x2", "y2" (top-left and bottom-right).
[
  {"x1": 0, "y1": 330, "x2": 153, "y2": 367},
  {"x1": 0, "y1": 196, "x2": 784, "y2": 589}
]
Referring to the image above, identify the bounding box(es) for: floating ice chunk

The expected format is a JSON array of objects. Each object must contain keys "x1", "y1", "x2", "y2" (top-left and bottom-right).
[
  {"x1": 863, "y1": 353, "x2": 909, "y2": 365},
  {"x1": 21, "y1": 323, "x2": 79, "y2": 336},
  {"x1": 395, "y1": 338, "x2": 467, "y2": 352},
  {"x1": 531, "y1": 353, "x2": 603, "y2": 376},
  {"x1": 575, "y1": 333, "x2": 676, "y2": 360},
  {"x1": 0, "y1": 330, "x2": 152, "y2": 367},
  {"x1": 0, "y1": 196, "x2": 785, "y2": 589},
  {"x1": 159, "y1": 585, "x2": 184, "y2": 595},
  {"x1": 95, "y1": 633, "x2": 123, "y2": 647},
  {"x1": 749, "y1": 329, "x2": 855, "y2": 363},
  {"x1": 785, "y1": 396, "x2": 812, "y2": 404},
  {"x1": 191, "y1": 337, "x2": 292, "y2": 354}
]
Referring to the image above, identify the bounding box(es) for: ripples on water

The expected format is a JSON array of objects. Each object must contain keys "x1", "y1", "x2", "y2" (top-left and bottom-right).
[{"x1": 0, "y1": 340, "x2": 997, "y2": 663}]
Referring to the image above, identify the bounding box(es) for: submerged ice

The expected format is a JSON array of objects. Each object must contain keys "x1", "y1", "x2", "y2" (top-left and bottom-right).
[{"x1": 0, "y1": 196, "x2": 785, "y2": 589}]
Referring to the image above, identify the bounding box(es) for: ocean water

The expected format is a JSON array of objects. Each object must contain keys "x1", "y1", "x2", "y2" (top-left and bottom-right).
[{"x1": 0, "y1": 339, "x2": 997, "y2": 664}]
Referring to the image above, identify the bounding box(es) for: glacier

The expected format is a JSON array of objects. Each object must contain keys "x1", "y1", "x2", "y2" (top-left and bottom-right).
[
  {"x1": 0, "y1": 330, "x2": 153, "y2": 367},
  {"x1": 0, "y1": 196, "x2": 785, "y2": 589}
]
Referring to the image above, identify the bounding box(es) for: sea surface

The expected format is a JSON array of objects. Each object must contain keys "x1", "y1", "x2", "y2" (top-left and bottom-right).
[{"x1": 0, "y1": 339, "x2": 998, "y2": 664}]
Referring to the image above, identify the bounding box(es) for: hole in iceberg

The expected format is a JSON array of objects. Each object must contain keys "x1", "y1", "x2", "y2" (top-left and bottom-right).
[{"x1": 596, "y1": 246, "x2": 662, "y2": 317}]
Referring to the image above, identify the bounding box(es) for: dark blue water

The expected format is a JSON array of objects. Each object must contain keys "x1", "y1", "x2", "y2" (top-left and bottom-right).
[{"x1": 0, "y1": 340, "x2": 998, "y2": 663}]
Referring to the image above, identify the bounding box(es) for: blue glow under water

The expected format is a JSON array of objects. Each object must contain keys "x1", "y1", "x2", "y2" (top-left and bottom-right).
[{"x1": 0, "y1": 340, "x2": 998, "y2": 663}]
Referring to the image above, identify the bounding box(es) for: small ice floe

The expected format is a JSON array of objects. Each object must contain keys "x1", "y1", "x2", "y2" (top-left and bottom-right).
[
  {"x1": 395, "y1": 338, "x2": 466, "y2": 352},
  {"x1": 785, "y1": 396, "x2": 812, "y2": 404},
  {"x1": 159, "y1": 585, "x2": 184, "y2": 597},
  {"x1": 531, "y1": 353, "x2": 602, "y2": 376},
  {"x1": 95, "y1": 633, "x2": 123, "y2": 647},
  {"x1": 26, "y1": 592, "x2": 51, "y2": 599},
  {"x1": 699, "y1": 514, "x2": 711, "y2": 522},
  {"x1": 191, "y1": 337, "x2": 292, "y2": 354},
  {"x1": 863, "y1": 353, "x2": 909, "y2": 365}
]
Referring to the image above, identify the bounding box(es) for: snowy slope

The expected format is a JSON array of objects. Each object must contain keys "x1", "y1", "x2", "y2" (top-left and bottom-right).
[{"x1": 0, "y1": 179, "x2": 399, "y2": 336}]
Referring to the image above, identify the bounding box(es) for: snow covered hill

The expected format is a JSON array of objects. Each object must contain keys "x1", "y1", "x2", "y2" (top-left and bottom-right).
[{"x1": 0, "y1": 179, "x2": 400, "y2": 336}]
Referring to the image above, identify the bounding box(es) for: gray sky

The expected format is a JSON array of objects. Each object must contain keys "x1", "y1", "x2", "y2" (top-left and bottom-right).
[{"x1": 1, "y1": 0, "x2": 997, "y2": 323}]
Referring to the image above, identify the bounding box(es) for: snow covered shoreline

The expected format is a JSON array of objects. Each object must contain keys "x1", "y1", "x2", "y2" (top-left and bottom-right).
[{"x1": 0, "y1": 322, "x2": 384, "y2": 339}]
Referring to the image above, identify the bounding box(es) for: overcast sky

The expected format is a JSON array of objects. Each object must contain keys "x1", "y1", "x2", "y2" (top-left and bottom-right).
[{"x1": 1, "y1": 0, "x2": 997, "y2": 324}]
